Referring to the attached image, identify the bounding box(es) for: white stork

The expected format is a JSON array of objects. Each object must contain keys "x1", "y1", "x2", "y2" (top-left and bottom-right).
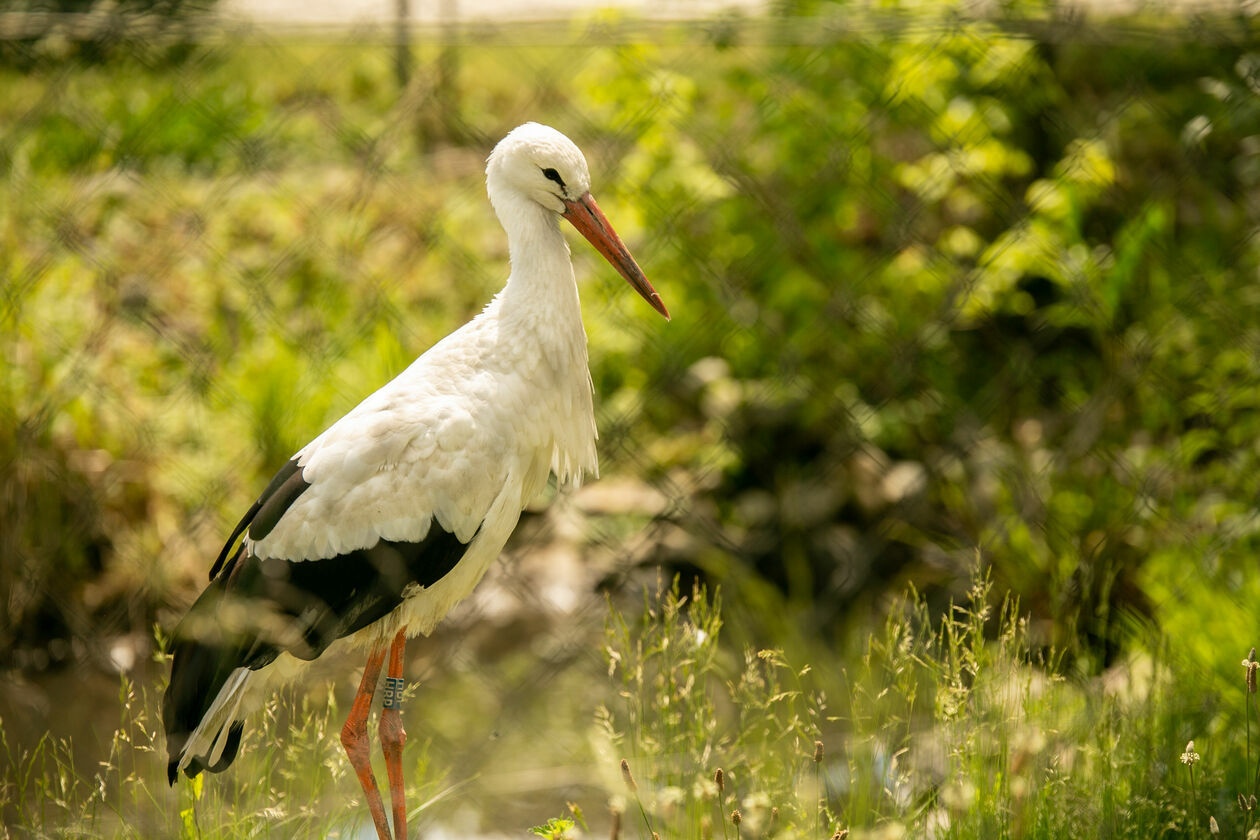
[{"x1": 162, "y1": 123, "x2": 669, "y2": 840}]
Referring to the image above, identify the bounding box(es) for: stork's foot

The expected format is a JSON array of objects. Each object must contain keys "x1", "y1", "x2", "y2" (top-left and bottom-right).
[
  {"x1": 342, "y1": 645, "x2": 393, "y2": 840},
  {"x1": 380, "y1": 629, "x2": 409, "y2": 839}
]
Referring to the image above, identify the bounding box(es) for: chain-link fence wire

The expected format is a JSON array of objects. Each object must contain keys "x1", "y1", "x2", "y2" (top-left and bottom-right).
[{"x1": 5, "y1": 2, "x2": 1260, "y2": 828}]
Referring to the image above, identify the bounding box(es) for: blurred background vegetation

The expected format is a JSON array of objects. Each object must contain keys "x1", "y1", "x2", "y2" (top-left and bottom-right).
[{"x1": 5, "y1": 0, "x2": 1260, "y2": 835}]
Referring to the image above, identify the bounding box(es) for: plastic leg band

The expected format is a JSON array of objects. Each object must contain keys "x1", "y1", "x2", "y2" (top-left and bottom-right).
[{"x1": 381, "y1": 677, "x2": 406, "y2": 710}]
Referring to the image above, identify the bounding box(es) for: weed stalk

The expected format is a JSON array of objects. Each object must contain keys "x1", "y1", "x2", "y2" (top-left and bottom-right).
[
  {"x1": 1181, "y1": 741, "x2": 1201, "y2": 837},
  {"x1": 621, "y1": 758, "x2": 656, "y2": 838},
  {"x1": 1246, "y1": 649, "x2": 1259, "y2": 837},
  {"x1": 715, "y1": 767, "x2": 729, "y2": 840}
]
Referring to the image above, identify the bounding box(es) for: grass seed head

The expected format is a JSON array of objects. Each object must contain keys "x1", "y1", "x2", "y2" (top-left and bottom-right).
[
  {"x1": 830, "y1": 830, "x2": 849, "y2": 840},
  {"x1": 814, "y1": 740, "x2": 824, "y2": 763},
  {"x1": 609, "y1": 809, "x2": 620, "y2": 840},
  {"x1": 620, "y1": 759, "x2": 638, "y2": 792},
  {"x1": 1210, "y1": 815, "x2": 1219, "y2": 834},
  {"x1": 731, "y1": 809, "x2": 741, "y2": 826},
  {"x1": 1245, "y1": 649, "x2": 1258, "y2": 694}
]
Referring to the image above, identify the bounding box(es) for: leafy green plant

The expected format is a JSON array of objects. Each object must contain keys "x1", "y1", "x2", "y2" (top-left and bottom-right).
[{"x1": 532, "y1": 816, "x2": 578, "y2": 839}]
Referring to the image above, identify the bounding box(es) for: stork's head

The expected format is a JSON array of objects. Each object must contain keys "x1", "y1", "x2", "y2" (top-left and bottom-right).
[{"x1": 486, "y1": 123, "x2": 669, "y2": 320}]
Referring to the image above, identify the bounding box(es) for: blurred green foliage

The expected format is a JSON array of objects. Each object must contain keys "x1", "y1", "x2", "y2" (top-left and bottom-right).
[
  {"x1": 569, "y1": 14, "x2": 1260, "y2": 683},
  {"x1": 4, "y1": 7, "x2": 1260, "y2": 710}
]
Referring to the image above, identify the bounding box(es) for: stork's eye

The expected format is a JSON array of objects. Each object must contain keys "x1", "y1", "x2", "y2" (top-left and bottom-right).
[{"x1": 542, "y1": 167, "x2": 566, "y2": 188}]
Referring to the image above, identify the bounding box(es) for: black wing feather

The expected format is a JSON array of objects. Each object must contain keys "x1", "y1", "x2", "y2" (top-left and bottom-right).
[
  {"x1": 164, "y1": 520, "x2": 475, "y2": 783},
  {"x1": 208, "y1": 458, "x2": 305, "y2": 581},
  {"x1": 248, "y1": 468, "x2": 311, "y2": 543}
]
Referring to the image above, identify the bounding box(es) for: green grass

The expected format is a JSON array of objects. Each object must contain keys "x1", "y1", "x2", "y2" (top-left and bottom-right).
[
  {"x1": 0, "y1": 655, "x2": 451, "y2": 837},
  {"x1": 560, "y1": 572, "x2": 1260, "y2": 839},
  {"x1": 5, "y1": 570, "x2": 1259, "y2": 838}
]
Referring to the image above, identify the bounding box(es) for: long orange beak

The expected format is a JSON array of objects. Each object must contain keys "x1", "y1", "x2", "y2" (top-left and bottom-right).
[{"x1": 563, "y1": 192, "x2": 669, "y2": 320}]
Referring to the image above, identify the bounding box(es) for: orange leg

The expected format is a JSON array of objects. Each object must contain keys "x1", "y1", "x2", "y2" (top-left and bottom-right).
[
  {"x1": 341, "y1": 645, "x2": 393, "y2": 840},
  {"x1": 380, "y1": 629, "x2": 409, "y2": 840}
]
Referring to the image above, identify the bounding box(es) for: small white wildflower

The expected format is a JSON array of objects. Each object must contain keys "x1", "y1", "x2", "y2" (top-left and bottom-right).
[{"x1": 1180, "y1": 740, "x2": 1200, "y2": 766}]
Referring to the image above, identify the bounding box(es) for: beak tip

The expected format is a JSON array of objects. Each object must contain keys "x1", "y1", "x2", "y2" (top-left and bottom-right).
[{"x1": 652, "y1": 295, "x2": 671, "y2": 321}]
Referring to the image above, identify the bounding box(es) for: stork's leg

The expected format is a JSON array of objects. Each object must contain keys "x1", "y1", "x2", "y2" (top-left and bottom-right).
[
  {"x1": 341, "y1": 645, "x2": 393, "y2": 840},
  {"x1": 380, "y1": 628, "x2": 408, "y2": 839}
]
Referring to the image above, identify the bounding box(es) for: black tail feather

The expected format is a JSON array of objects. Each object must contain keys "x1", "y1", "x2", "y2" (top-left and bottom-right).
[
  {"x1": 166, "y1": 720, "x2": 244, "y2": 785},
  {"x1": 162, "y1": 633, "x2": 252, "y2": 783},
  {"x1": 162, "y1": 571, "x2": 280, "y2": 783}
]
